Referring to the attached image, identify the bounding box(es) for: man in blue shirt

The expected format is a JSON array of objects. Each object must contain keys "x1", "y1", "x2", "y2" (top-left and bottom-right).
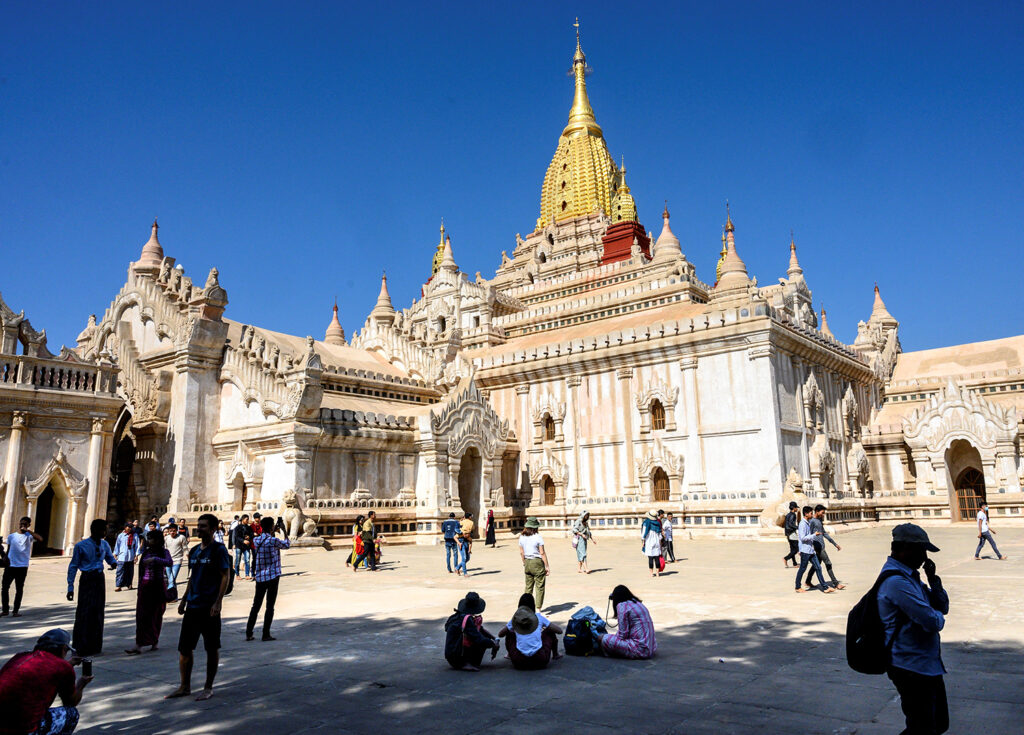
[
  {"x1": 441, "y1": 513, "x2": 461, "y2": 574},
  {"x1": 112, "y1": 523, "x2": 138, "y2": 591},
  {"x1": 877, "y1": 523, "x2": 950, "y2": 735},
  {"x1": 66, "y1": 519, "x2": 117, "y2": 656},
  {"x1": 2, "y1": 516, "x2": 43, "y2": 617},
  {"x1": 795, "y1": 506, "x2": 835, "y2": 593}
]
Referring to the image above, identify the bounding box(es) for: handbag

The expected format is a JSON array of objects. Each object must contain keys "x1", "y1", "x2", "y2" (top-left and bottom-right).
[
  {"x1": 658, "y1": 555, "x2": 666, "y2": 572},
  {"x1": 571, "y1": 534, "x2": 579, "y2": 549}
]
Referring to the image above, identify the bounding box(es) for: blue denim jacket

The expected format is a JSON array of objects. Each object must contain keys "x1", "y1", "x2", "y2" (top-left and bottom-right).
[
  {"x1": 877, "y1": 557, "x2": 949, "y2": 676},
  {"x1": 441, "y1": 519, "x2": 461, "y2": 541}
]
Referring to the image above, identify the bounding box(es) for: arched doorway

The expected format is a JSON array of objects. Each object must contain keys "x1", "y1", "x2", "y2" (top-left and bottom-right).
[
  {"x1": 108, "y1": 437, "x2": 139, "y2": 529},
  {"x1": 33, "y1": 481, "x2": 69, "y2": 556},
  {"x1": 542, "y1": 475, "x2": 556, "y2": 505},
  {"x1": 652, "y1": 467, "x2": 670, "y2": 502},
  {"x1": 457, "y1": 448, "x2": 482, "y2": 537},
  {"x1": 945, "y1": 439, "x2": 985, "y2": 521},
  {"x1": 954, "y1": 468, "x2": 986, "y2": 522}
]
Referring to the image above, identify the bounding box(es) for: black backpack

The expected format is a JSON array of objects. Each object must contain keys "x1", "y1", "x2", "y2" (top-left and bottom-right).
[
  {"x1": 563, "y1": 617, "x2": 597, "y2": 656},
  {"x1": 846, "y1": 569, "x2": 902, "y2": 674},
  {"x1": 783, "y1": 511, "x2": 798, "y2": 535}
]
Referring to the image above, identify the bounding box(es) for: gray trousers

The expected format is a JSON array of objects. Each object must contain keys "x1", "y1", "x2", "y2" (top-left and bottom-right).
[
  {"x1": 975, "y1": 531, "x2": 1002, "y2": 558},
  {"x1": 805, "y1": 544, "x2": 839, "y2": 586}
]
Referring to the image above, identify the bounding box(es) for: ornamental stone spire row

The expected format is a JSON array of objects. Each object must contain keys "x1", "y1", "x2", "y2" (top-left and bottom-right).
[
  {"x1": 369, "y1": 272, "x2": 396, "y2": 326},
  {"x1": 440, "y1": 234, "x2": 458, "y2": 272},
  {"x1": 820, "y1": 305, "x2": 834, "y2": 338},
  {"x1": 324, "y1": 302, "x2": 347, "y2": 345}
]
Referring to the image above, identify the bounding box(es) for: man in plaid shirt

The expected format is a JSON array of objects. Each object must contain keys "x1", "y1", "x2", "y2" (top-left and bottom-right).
[{"x1": 245, "y1": 517, "x2": 289, "y2": 641}]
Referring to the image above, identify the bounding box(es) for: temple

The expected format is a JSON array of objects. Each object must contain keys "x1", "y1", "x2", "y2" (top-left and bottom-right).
[{"x1": 2, "y1": 28, "x2": 1022, "y2": 550}]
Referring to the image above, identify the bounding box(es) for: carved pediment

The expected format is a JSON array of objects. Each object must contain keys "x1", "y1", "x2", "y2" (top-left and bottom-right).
[
  {"x1": 529, "y1": 450, "x2": 569, "y2": 485},
  {"x1": 23, "y1": 449, "x2": 88, "y2": 500},
  {"x1": 430, "y1": 379, "x2": 513, "y2": 460},
  {"x1": 224, "y1": 440, "x2": 264, "y2": 483},
  {"x1": 636, "y1": 438, "x2": 685, "y2": 479},
  {"x1": 903, "y1": 379, "x2": 1017, "y2": 452}
]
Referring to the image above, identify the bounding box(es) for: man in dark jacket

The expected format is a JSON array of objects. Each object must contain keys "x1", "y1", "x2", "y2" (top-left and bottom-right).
[
  {"x1": 782, "y1": 501, "x2": 799, "y2": 567},
  {"x1": 231, "y1": 515, "x2": 254, "y2": 580}
]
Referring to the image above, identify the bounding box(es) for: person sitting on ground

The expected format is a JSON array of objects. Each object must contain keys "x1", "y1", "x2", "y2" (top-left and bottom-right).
[
  {"x1": 600, "y1": 585, "x2": 657, "y2": 660},
  {"x1": 0, "y1": 628, "x2": 92, "y2": 735},
  {"x1": 498, "y1": 593, "x2": 563, "y2": 670},
  {"x1": 443, "y1": 592, "x2": 499, "y2": 672}
]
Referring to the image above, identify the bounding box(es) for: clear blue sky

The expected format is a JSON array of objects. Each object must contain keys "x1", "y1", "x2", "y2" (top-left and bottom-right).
[{"x1": 2, "y1": 1, "x2": 1021, "y2": 353}]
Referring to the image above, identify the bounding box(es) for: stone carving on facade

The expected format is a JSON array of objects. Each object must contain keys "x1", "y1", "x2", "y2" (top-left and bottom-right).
[
  {"x1": 846, "y1": 441, "x2": 870, "y2": 496},
  {"x1": 635, "y1": 377, "x2": 679, "y2": 433},
  {"x1": 808, "y1": 434, "x2": 835, "y2": 497},
  {"x1": 783, "y1": 467, "x2": 805, "y2": 495},
  {"x1": 22, "y1": 449, "x2": 88, "y2": 501},
  {"x1": 531, "y1": 394, "x2": 567, "y2": 444},
  {"x1": 430, "y1": 380, "x2": 513, "y2": 462},
  {"x1": 279, "y1": 488, "x2": 322, "y2": 541},
  {"x1": 803, "y1": 371, "x2": 825, "y2": 431},
  {"x1": 528, "y1": 449, "x2": 569, "y2": 506},
  {"x1": 842, "y1": 384, "x2": 859, "y2": 439},
  {"x1": 635, "y1": 438, "x2": 684, "y2": 501}
]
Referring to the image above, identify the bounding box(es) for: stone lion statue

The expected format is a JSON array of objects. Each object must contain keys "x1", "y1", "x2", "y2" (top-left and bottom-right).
[
  {"x1": 758, "y1": 467, "x2": 809, "y2": 528},
  {"x1": 279, "y1": 489, "x2": 320, "y2": 538}
]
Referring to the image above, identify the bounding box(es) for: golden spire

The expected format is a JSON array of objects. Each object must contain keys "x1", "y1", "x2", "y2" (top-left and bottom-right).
[
  {"x1": 431, "y1": 219, "x2": 446, "y2": 276},
  {"x1": 716, "y1": 226, "x2": 727, "y2": 282},
  {"x1": 563, "y1": 18, "x2": 601, "y2": 138},
  {"x1": 725, "y1": 200, "x2": 734, "y2": 233}
]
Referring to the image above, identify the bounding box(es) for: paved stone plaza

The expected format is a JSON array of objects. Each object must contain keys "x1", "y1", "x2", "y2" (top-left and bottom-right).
[{"x1": 2, "y1": 525, "x2": 1022, "y2": 734}]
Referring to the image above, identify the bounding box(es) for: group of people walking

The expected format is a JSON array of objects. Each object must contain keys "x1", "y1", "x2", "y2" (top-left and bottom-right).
[
  {"x1": 640, "y1": 509, "x2": 677, "y2": 576},
  {"x1": 783, "y1": 503, "x2": 847, "y2": 593}
]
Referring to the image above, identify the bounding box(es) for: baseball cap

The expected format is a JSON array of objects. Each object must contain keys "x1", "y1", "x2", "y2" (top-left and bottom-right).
[
  {"x1": 36, "y1": 628, "x2": 74, "y2": 653},
  {"x1": 892, "y1": 523, "x2": 940, "y2": 552}
]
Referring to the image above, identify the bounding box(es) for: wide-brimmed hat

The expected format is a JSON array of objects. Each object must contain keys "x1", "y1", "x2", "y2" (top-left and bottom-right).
[
  {"x1": 36, "y1": 628, "x2": 74, "y2": 654},
  {"x1": 892, "y1": 523, "x2": 940, "y2": 552},
  {"x1": 645, "y1": 510, "x2": 658, "y2": 519},
  {"x1": 457, "y1": 591, "x2": 486, "y2": 615},
  {"x1": 524, "y1": 517, "x2": 540, "y2": 529},
  {"x1": 511, "y1": 606, "x2": 539, "y2": 636}
]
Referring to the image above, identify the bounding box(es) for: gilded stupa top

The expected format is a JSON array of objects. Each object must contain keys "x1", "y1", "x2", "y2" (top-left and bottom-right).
[
  {"x1": 537, "y1": 20, "x2": 624, "y2": 230},
  {"x1": 431, "y1": 221, "x2": 446, "y2": 277}
]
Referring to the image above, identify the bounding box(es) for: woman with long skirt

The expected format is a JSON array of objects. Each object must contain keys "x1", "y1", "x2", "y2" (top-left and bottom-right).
[
  {"x1": 572, "y1": 511, "x2": 596, "y2": 574},
  {"x1": 346, "y1": 515, "x2": 365, "y2": 568},
  {"x1": 125, "y1": 530, "x2": 173, "y2": 654},
  {"x1": 485, "y1": 510, "x2": 497, "y2": 547}
]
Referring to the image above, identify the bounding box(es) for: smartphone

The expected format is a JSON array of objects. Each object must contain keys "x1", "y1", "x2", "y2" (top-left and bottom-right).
[{"x1": 82, "y1": 659, "x2": 92, "y2": 676}]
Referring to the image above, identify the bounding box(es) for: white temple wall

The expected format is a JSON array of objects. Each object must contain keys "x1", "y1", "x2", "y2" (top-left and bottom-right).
[{"x1": 217, "y1": 382, "x2": 274, "y2": 430}]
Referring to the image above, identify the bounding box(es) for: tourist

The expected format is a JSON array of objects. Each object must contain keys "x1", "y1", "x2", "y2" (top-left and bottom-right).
[
  {"x1": 66, "y1": 519, "x2": 117, "y2": 656},
  {"x1": 802, "y1": 505, "x2": 845, "y2": 590},
  {"x1": 213, "y1": 521, "x2": 226, "y2": 545},
  {"x1": 112, "y1": 523, "x2": 138, "y2": 592},
  {"x1": 663, "y1": 512, "x2": 676, "y2": 563},
  {"x1": 640, "y1": 510, "x2": 663, "y2": 577},
  {"x1": 251, "y1": 512, "x2": 264, "y2": 538},
  {"x1": 485, "y1": 509, "x2": 497, "y2": 547},
  {"x1": 460, "y1": 512, "x2": 475, "y2": 561},
  {"x1": 877, "y1": 523, "x2": 950, "y2": 734},
  {"x1": 975, "y1": 502, "x2": 1007, "y2": 560},
  {"x1": 795, "y1": 506, "x2": 835, "y2": 594},
  {"x1": 782, "y1": 501, "x2": 800, "y2": 567},
  {"x1": 443, "y1": 591, "x2": 499, "y2": 672},
  {"x1": 0, "y1": 628, "x2": 92, "y2": 735},
  {"x1": 519, "y1": 517, "x2": 549, "y2": 610},
  {"x1": 347, "y1": 514, "x2": 365, "y2": 568},
  {"x1": 600, "y1": 585, "x2": 657, "y2": 659},
  {"x1": 498, "y1": 593, "x2": 563, "y2": 670},
  {"x1": 165, "y1": 523, "x2": 190, "y2": 599},
  {"x1": 139, "y1": 520, "x2": 159, "y2": 552},
  {"x1": 130, "y1": 519, "x2": 144, "y2": 545},
  {"x1": 352, "y1": 511, "x2": 377, "y2": 572},
  {"x1": 441, "y1": 512, "x2": 461, "y2": 573},
  {"x1": 571, "y1": 511, "x2": 595, "y2": 574},
  {"x1": 125, "y1": 530, "x2": 173, "y2": 655},
  {"x1": 2, "y1": 516, "x2": 42, "y2": 618},
  {"x1": 166, "y1": 513, "x2": 231, "y2": 702},
  {"x1": 177, "y1": 520, "x2": 189, "y2": 539},
  {"x1": 227, "y1": 515, "x2": 239, "y2": 552},
  {"x1": 232, "y1": 513, "x2": 253, "y2": 580},
  {"x1": 246, "y1": 516, "x2": 290, "y2": 641}
]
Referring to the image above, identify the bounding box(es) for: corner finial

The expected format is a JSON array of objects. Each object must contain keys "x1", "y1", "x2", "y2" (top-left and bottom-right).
[
  {"x1": 663, "y1": 199, "x2": 669, "y2": 219},
  {"x1": 574, "y1": 17, "x2": 580, "y2": 47},
  {"x1": 725, "y1": 200, "x2": 734, "y2": 233}
]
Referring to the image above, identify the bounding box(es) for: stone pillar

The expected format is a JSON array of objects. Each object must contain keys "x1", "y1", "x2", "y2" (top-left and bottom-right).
[
  {"x1": 566, "y1": 375, "x2": 584, "y2": 499},
  {"x1": 750, "y1": 345, "x2": 785, "y2": 496},
  {"x1": 679, "y1": 359, "x2": 706, "y2": 493},
  {"x1": 636, "y1": 399, "x2": 652, "y2": 435},
  {"x1": 351, "y1": 453, "x2": 371, "y2": 500},
  {"x1": 793, "y1": 357, "x2": 810, "y2": 480},
  {"x1": 616, "y1": 368, "x2": 638, "y2": 492},
  {"x1": 1, "y1": 411, "x2": 28, "y2": 536},
  {"x1": 448, "y1": 457, "x2": 461, "y2": 510},
  {"x1": 83, "y1": 418, "x2": 105, "y2": 533},
  {"x1": 66, "y1": 494, "x2": 81, "y2": 553}
]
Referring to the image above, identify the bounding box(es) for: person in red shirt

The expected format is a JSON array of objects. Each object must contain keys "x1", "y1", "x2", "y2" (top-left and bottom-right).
[
  {"x1": 250, "y1": 513, "x2": 264, "y2": 538},
  {"x1": 0, "y1": 628, "x2": 92, "y2": 735}
]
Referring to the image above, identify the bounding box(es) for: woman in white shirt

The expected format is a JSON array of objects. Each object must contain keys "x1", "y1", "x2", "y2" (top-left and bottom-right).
[
  {"x1": 519, "y1": 518, "x2": 550, "y2": 611},
  {"x1": 498, "y1": 593, "x2": 563, "y2": 669}
]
